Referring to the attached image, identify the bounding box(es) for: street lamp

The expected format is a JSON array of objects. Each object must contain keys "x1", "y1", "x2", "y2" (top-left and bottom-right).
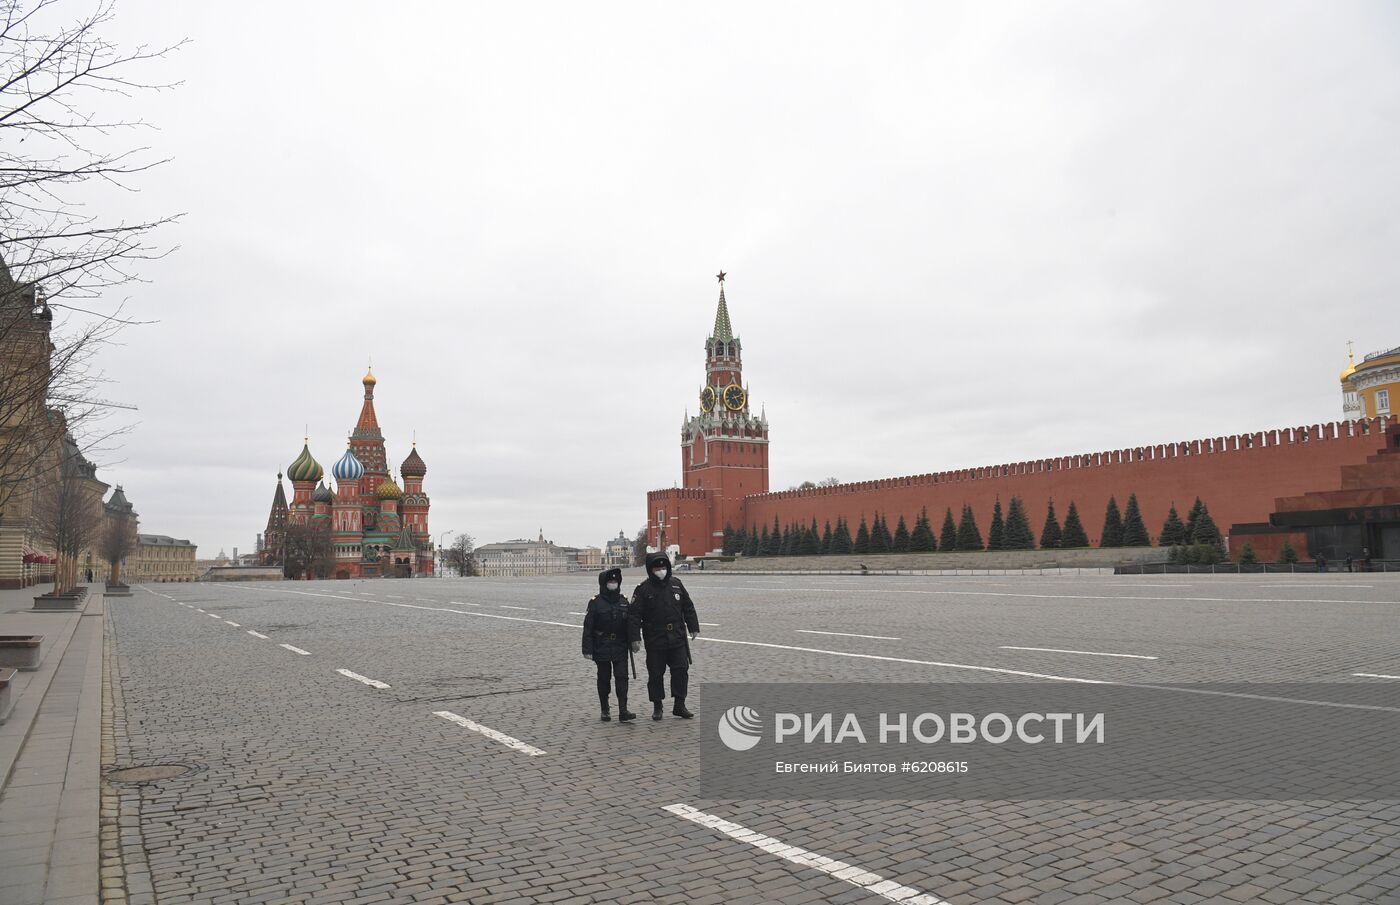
[{"x1": 437, "y1": 529, "x2": 455, "y2": 577}]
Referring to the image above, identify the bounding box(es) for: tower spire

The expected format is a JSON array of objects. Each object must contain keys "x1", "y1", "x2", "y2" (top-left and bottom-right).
[{"x1": 712, "y1": 270, "x2": 733, "y2": 342}]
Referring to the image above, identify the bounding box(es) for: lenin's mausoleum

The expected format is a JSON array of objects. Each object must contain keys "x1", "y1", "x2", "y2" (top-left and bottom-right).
[{"x1": 647, "y1": 279, "x2": 1400, "y2": 563}]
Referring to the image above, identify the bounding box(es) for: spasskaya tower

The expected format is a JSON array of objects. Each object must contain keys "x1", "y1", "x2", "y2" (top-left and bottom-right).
[{"x1": 647, "y1": 273, "x2": 770, "y2": 555}]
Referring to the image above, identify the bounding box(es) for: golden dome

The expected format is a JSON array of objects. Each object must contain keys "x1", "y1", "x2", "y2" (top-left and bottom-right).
[
  {"x1": 363, "y1": 367, "x2": 377, "y2": 387},
  {"x1": 376, "y1": 475, "x2": 402, "y2": 499},
  {"x1": 1340, "y1": 351, "x2": 1356, "y2": 383}
]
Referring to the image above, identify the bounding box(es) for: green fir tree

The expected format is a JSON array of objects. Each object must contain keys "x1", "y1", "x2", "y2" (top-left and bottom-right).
[
  {"x1": 804, "y1": 518, "x2": 822, "y2": 556},
  {"x1": 853, "y1": 516, "x2": 871, "y2": 555},
  {"x1": 1100, "y1": 496, "x2": 1124, "y2": 547},
  {"x1": 832, "y1": 517, "x2": 854, "y2": 554},
  {"x1": 1184, "y1": 498, "x2": 1204, "y2": 544},
  {"x1": 1237, "y1": 544, "x2": 1257, "y2": 565},
  {"x1": 757, "y1": 524, "x2": 771, "y2": 557},
  {"x1": 892, "y1": 515, "x2": 910, "y2": 553},
  {"x1": 956, "y1": 503, "x2": 984, "y2": 551},
  {"x1": 1158, "y1": 505, "x2": 1187, "y2": 548},
  {"x1": 1191, "y1": 504, "x2": 1224, "y2": 552},
  {"x1": 987, "y1": 499, "x2": 1005, "y2": 551},
  {"x1": 743, "y1": 527, "x2": 759, "y2": 557},
  {"x1": 909, "y1": 507, "x2": 937, "y2": 552},
  {"x1": 1039, "y1": 499, "x2": 1063, "y2": 550},
  {"x1": 1003, "y1": 497, "x2": 1034, "y2": 549},
  {"x1": 820, "y1": 521, "x2": 833, "y2": 555},
  {"x1": 939, "y1": 508, "x2": 958, "y2": 552},
  {"x1": 1279, "y1": 541, "x2": 1299, "y2": 564},
  {"x1": 1060, "y1": 502, "x2": 1089, "y2": 548},
  {"x1": 1121, "y1": 494, "x2": 1151, "y2": 546}
]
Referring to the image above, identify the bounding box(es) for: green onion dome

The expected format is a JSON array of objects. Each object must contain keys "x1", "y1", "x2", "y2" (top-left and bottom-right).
[
  {"x1": 287, "y1": 440, "x2": 323, "y2": 483},
  {"x1": 376, "y1": 475, "x2": 403, "y2": 500},
  {"x1": 312, "y1": 481, "x2": 334, "y2": 504}
]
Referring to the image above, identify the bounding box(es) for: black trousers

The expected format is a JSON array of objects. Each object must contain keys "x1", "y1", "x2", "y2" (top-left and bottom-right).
[
  {"x1": 595, "y1": 657, "x2": 627, "y2": 705},
  {"x1": 646, "y1": 644, "x2": 689, "y2": 704}
]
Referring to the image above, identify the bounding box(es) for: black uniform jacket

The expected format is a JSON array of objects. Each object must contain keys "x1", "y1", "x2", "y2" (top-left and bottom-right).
[
  {"x1": 582, "y1": 568, "x2": 637, "y2": 662},
  {"x1": 630, "y1": 553, "x2": 699, "y2": 651}
]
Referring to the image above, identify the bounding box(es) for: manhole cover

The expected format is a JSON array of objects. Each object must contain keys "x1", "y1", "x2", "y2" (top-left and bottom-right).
[{"x1": 106, "y1": 764, "x2": 196, "y2": 784}]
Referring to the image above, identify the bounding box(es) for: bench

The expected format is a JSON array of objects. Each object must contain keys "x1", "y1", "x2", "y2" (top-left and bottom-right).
[{"x1": 0, "y1": 635, "x2": 45, "y2": 671}]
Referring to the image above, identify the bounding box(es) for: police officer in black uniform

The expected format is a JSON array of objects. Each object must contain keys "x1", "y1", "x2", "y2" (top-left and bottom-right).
[
  {"x1": 630, "y1": 552, "x2": 700, "y2": 720},
  {"x1": 582, "y1": 567, "x2": 637, "y2": 722}
]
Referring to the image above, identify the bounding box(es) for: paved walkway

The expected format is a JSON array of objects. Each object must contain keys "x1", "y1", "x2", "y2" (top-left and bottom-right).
[{"x1": 0, "y1": 585, "x2": 104, "y2": 905}]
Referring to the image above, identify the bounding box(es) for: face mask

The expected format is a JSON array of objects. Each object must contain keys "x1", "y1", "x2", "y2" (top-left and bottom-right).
[
  {"x1": 651, "y1": 569, "x2": 667, "y2": 579},
  {"x1": 605, "y1": 582, "x2": 620, "y2": 592}
]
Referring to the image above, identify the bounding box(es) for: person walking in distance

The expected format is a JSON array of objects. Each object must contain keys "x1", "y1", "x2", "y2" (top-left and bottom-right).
[
  {"x1": 582, "y1": 568, "x2": 637, "y2": 722},
  {"x1": 631, "y1": 552, "x2": 700, "y2": 720}
]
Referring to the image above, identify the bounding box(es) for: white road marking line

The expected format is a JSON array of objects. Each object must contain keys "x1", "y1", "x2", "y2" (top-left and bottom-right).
[
  {"x1": 433, "y1": 711, "x2": 546, "y2": 756},
  {"x1": 207, "y1": 613, "x2": 221, "y2": 619},
  {"x1": 1001, "y1": 646, "x2": 1158, "y2": 661},
  {"x1": 223, "y1": 585, "x2": 1399, "y2": 711},
  {"x1": 797, "y1": 630, "x2": 901, "y2": 641},
  {"x1": 569, "y1": 612, "x2": 586, "y2": 616},
  {"x1": 700, "y1": 622, "x2": 720, "y2": 627},
  {"x1": 1353, "y1": 672, "x2": 1400, "y2": 680},
  {"x1": 337, "y1": 669, "x2": 390, "y2": 689},
  {"x1": 700, "y1": 637, "x2": 1107, "y2": 684},
  {"x1": 279, "y1": 644, "x2": 311, "y2": 655},
  {"x1": 193, "y1": 608, "x2": 205, "y2": 613},
  {"x1": 499, "y1": 605, "x2": 533, "y2": 611},
  {"x1": 663, "y1": 803, "x2": 950, "y2": 905},
  {"x1": 224, "y1": 621, "x2": 241, "y2": 627},
  {"x1": 448, "y1": 600, "x2": 480, "y2": 607},
  {"x1": 247, "y1": 630, "x2": 269, "y2": 639},
  {"x1": 385, "y1": 594, "x2": 406, "y2": 599},
  {"x1": 684, "y1": 585, "x2": 1394, "y2": 606},
  {"x1": 1259, "y1": 583, "x2": 1373, "y2": 589}
]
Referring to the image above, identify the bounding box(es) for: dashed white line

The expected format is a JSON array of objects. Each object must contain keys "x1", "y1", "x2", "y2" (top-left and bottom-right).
[
  {"x1": 1001, "y1": 646, "x2": 1158, "y2": 661},
  {"x1": 1353, "y1": 672, "x2": 1400, "y2": 680},
  {"x1": 206, "y1": 613, "x2": 221, "y2": 619},
  {"x1": 797, "y1": 629, "x2": 901, "y2": 641},
  {"x1": 337, "y1": 669, "x2": 391, "y2": 689},
  {"x1": 279, "y1": 644, "x2": 311, "y2": 656},
  {"x1": 663, "y1": 803, "x2": 950, "y2": 904},
  {"x1": 433, "y1": 711, "x2": 546, "y2": 756},
  {"x1": 247, "y1": 630, "x2": 269, "y2": 639},
  {"x1": 224, "y1": 621, "x2": 241, "y2": 627},
  {"x1": 499, "y1": 605, "x2": 533, "y2": 611},
  {"x1": 700, "y1": 622, "x2": 720, "y2": 627},
  {"x1": 569, "y1": 612, "x2": 586, "y2": 616}
]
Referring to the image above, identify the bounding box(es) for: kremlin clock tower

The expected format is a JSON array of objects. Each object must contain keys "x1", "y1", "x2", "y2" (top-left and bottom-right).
[{"x1": 647, "y1": 274, "x2": 770, "y2": 555}]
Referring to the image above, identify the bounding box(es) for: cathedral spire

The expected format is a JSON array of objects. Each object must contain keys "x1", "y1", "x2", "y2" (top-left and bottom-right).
[{"x1": 712, "y1": 271, "x2": 733, "y2": 342}]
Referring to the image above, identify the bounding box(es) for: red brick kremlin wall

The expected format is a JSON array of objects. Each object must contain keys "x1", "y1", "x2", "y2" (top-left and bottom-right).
[{"x1": 742, "y1": 418, "x2": 1394, "y2": 550}]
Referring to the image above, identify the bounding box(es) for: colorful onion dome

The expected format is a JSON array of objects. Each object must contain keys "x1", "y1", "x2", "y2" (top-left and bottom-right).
[
  {"x1": 313, "y1": 481, "x2": 334, "y2": 504},
  {"x1": 400, "y1": 443, "x2": 427, "y2": 478},
  {"x1": 287, "y1": 440, "x2": 323, "y2": 483},
  {"x1": 376, "y1": 475, "x2": 403, "y2": 499},
  {"x1": 363, "y1": 367, "x2": 377, "y2": 388},
  {"x1": 332, "y1": 444, "x2": 364, "y2": 481}
]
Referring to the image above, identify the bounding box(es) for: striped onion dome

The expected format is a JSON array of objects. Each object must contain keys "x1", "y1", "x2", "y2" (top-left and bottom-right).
[
  {"x1": 400, "y1": 444, "x2": 426, "y2": 478},
  {"x1": 376, "y1": 475, "x2": 403, "y2": 499},
  {"x1": 287, "y1": 441, "x2": 323, "y2": 483},
  {"x1": 312, "y1": 481, "x2": 334, "y2": 504},
  {"x1": 332, "y1": 444, "x2": 364, "y2": 481}
]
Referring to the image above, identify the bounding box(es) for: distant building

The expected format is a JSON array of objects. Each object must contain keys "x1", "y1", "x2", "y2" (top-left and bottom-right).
[
  {"x1": 1341, "y1": 343, "x2": 1399, "y2": 420},
  {"x1": 603, "y1": 530, "x2": 633, "y2": 568},
  {"x1": 126, "y1": 534, "x2": 198, "y2": 583},
  {"x1": 474, "y1": 531, "x2": 601, "y2": 577}
]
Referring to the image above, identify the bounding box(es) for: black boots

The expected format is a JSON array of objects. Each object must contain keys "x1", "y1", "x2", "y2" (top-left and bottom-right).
[
  {"x1": 652, "y1": 702, "x2": 664, "y2": 721},
  {"x1": 672, "y1": 699, "x2": 694, "y2": 719},
  {"x1": 618, "y1": 699, "x2": 636, "y2": 723},
  {"x1": 600, "y1": 702, "x2": 611, "y2": 722}
]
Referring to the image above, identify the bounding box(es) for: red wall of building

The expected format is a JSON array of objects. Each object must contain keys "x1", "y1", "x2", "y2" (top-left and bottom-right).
[{"x1": 743, "y1": 418, "x2": 1394, "y2": 551}]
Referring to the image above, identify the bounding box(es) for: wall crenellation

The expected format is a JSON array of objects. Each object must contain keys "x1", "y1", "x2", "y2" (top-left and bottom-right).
[{"x1": 751, "y1": 417, "x2": 1392, "y2": 503}]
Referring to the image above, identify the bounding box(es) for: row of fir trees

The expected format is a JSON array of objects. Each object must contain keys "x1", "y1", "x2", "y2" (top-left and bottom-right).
[{"x1": 721, "y1": 495, "x2": 1226, "y2": 557}]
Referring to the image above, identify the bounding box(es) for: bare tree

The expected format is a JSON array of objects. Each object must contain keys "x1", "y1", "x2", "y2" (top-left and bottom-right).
[
  {"x1": 282, "y1": 522, "x2": 332, "y2": 580},
  {"x1": 0, "y1": 0, "x2": 182, "y2": 519},
  {"x1": 98, "y1": 500, "x2": 133, "y2": 585},
  {"x1": 442, "y1": 533, "x2": 476, "y2": 577},
  {"x1": 30, "y1": 443, "x2": 101, "y2": 594},
  {"x1": 632, "y1": 525, "x2": 648, "y2": 566}
]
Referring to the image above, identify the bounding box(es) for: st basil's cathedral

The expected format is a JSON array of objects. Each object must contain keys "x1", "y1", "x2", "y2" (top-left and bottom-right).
[{"x1": 261, "y1": 369, "x2": 432, "y2": 578}]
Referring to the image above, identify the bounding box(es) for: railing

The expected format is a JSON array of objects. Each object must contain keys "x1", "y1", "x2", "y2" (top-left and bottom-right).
[
  {"x1": 1115, "y1": 561, "x2": 1397, "y2": 574},
  {"x1": 1362, "y1": 345, "x2": 1400, "y2": 362}
]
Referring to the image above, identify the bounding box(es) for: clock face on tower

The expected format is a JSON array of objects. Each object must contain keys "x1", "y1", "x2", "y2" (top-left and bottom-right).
[
  {"x1": 700, "y1": 386, "x2": 716, "y2": 413},
  {"x1": 723, "y1": 384, "x2": 746, "y2": 412}
]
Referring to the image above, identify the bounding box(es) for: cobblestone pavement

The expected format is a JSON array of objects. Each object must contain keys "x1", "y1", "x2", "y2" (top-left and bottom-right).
[{"x1": 103, "y1": 574, "x2": 1400, "y2": 904}]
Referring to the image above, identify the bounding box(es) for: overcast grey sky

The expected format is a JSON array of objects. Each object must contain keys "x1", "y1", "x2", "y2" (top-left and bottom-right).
[{"x1": 73, "y1": 1, "x2": 1400, "y2": 558}]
